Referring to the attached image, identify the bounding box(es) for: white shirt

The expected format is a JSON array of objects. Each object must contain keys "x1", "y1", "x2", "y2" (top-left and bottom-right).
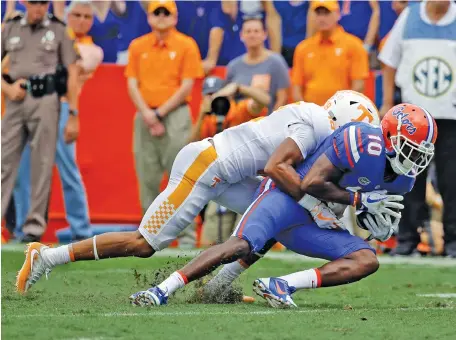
[{"x1": 212, "y1": 102, "x2": 334, "y2": 183}]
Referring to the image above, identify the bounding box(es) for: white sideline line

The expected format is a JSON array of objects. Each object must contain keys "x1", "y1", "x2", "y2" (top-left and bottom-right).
[
  {"x1": 4, "y1": 306, "x2": 454, "y2": 318},
  {"x1": 417, "y1": 294, "x2": 456, "y2": 298},
  {"x1": 3, "y1": 244, "x2": 456, "y2": 266}
]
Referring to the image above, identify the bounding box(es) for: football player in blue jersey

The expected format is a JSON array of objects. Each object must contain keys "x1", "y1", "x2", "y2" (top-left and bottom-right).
[{"x1": 130, "y1": 103, "x2": 437, "y2": 307}]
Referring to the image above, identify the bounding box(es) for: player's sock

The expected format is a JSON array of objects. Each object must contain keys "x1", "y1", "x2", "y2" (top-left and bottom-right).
[
  {"x1": 205, "y1": 260, "x2": 248, "y2": 289},
  {"x1": 157, "y1": 271, "x2": 187, "y2": 296},
  {"x1": 278, "y1": 268, "x2": 322, "y2": 290},
  {"x1": 41, "y1": 245, "x2": 74, "y2": 267}
]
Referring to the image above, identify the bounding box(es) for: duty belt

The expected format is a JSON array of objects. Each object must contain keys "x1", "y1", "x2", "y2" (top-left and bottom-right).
[{"x1": 3, "y1": 73, "x2": 57, "y2": 98}]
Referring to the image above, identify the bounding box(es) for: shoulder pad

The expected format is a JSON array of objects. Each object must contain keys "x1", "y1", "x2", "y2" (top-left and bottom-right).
[
  {"x1": 47, "y1": 13, "x2": 66, "y2": 26},
  {"x1": 5, "y1": 12, "x2": 24, "y2": 22}
]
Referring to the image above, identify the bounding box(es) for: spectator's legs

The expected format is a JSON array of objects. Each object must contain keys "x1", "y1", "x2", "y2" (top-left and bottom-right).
[
  {"x1": 12, "y1": 144, "x2": 32, "y2": 239},
  {"x1": 202, "y1": 201, "x2": 238, "y2": 246},
  {"x1": 23, "y1": 95, "x2": 60, "y2": 240},
  {"x1": 1, "y1": 100, "x2": 27, "y2": 226},
  {"x1": 393, "y1": 169, "x2": 429, "y2": 255},
  {"x1": 55, "y1": 102, "x2": 92, "y2": 240},
  {"x1": 434, "y1": 120, "x2": 456, "y2": 257},
  {"x1": 133, "y1": 113, "x2": 165, "y2": 213},
  {"x1": 160, "y1": 105, "x2": 193, "y2": 247},
  {"x1": 281, "y1": 46, "x2": 295, "y2": 68}
]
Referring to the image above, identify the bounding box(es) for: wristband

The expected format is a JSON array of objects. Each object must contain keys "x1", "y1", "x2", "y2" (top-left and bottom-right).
[
  {"x1": 350, "y1": 192, "x2": 360, "y2": 207},
  {"x1": 154, "y1": 110, "x2": 163, "y2": 122}
]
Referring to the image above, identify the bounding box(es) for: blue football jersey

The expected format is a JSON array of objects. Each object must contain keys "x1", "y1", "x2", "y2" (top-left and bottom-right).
[{"x1": 295, "y1": 122, "x2": 415, "y2": 195}]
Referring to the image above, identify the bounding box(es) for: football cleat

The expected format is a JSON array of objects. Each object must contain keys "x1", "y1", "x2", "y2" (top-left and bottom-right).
[
  {"x1": 16, "y1": 242, "x2": 53, "y2": 294},
  {"x1": 129, "y1": 286, "x2": 168, "y2": 307},
  {"x1": 252, "y1": 277, "x2": 297, "y2": 308}
]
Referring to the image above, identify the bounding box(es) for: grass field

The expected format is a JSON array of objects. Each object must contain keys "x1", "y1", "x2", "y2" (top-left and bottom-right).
[{"x1": 2, "y1": 246, "x2": 456, "y2": 340}]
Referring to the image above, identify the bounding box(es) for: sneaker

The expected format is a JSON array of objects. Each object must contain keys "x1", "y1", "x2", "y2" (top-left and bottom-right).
[
  {"x1": 129, "y1": 286, "x2": 168, "y2": 307},
  {"x1": 16, "y1": 242, "x2": 52, "y2": 294},
  {"x1": 252, "y1": 277, "x2": 297, "y2": 308}
]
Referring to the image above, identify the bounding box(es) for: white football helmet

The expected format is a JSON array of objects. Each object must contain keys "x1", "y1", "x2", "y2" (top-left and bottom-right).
[{"x1": 323, "y1": 90, "x2": 380, "y2": 128}]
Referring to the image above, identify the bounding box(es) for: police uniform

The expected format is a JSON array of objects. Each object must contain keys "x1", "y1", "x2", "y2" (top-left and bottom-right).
[{"x1": 1, "y1": 13, "x2": 79, "y2": 239}]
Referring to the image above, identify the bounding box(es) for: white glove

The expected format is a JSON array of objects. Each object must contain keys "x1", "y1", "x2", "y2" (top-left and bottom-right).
[
  {"x1": 361, "y1": 213, "x2": 396, "y2": 242},
  {"x1": 359, "y1": 190, "x2": 404, "y2": 224},
  {"x1": 299, "y1": 194, "x2": 346, "y2": 230}
]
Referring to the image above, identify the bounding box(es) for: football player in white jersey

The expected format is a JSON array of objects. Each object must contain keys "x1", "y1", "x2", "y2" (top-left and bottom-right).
[{"x1": 16, "y1": 90, "x2": 379, "y2": 296}]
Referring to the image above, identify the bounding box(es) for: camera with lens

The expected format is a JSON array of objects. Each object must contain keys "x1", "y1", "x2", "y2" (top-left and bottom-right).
[{"x1": 207, "y1": 96, "x2": 231, "y2": 133}]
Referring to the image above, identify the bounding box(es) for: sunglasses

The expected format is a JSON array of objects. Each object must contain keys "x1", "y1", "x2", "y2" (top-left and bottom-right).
[
  {"x1": 153, "y1": 7, "x2": 171, "y2": 16},
  {"x1": 71, "y1": 12, "x2": 93, "y2": 20},
  {"x1": 29, "y1": 1, "x2": 50, "y2": 5}
]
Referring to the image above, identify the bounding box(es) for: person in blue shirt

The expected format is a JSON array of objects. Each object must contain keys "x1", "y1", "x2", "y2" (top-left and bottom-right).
[
  {"x1": 338, "y1": 0, "x2": 380, "y2": 52},
  {"x1": 175, "y1": 1, "x2": 220, "y2": 61},
  {"x1": 88, "y1": 0, "x2": 124, "y2": 63},
  {"x1": 203, "y1": 0, "x2": 277, "y2": 74},
  {"x1": 132, "y1": 103, "x2": 437, "y2": 307},
  {"x1": 115, "y1": 1, "x2": 151, "y2": 65},
  {"x1": 272, "y1": 0, "x2": 310, "y2": 67}
]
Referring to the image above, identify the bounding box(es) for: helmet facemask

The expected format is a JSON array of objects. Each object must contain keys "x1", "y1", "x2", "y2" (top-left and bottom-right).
[{"x1": 387, "y1": 124, "x2": 434, "y2": 178}]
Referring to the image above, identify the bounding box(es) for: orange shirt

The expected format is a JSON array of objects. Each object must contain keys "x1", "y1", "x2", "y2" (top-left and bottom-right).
[
  {"x1": 125, "y1": 29, "x2": 204, "y2": 108},
  {"x1": 200, "y1": 99, "x2": 267, "y2": 139},
  {"x1": 292, "y1": 26, "x2": 369, "y2": 105}
]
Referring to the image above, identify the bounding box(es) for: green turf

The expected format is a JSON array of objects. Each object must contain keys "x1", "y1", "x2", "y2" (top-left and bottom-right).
[{"x1": 2, "y1": 249, "x2": 456, "y2": 340}]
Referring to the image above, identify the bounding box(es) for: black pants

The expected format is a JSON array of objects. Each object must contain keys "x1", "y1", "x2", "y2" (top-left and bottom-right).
[
  {"x1": 281, "y1": 46, "x2": 295, "y2": 68},
  {"x1": 398, "y1": 119, "x2": 456, "y2": 246}
]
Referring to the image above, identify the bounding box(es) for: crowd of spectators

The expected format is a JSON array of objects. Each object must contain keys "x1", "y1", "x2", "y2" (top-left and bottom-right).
[{"x1": 1, "y1": 0, "x2": 403, "y2": 69}]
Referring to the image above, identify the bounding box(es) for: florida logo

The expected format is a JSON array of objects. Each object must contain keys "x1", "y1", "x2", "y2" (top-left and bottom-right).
[{"x1": 392, "y1": 106, "x2": 417, "y2": 135}]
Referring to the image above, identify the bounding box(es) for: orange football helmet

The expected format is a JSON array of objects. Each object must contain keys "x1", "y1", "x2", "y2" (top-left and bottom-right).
[{"x1": 381, "y1": 103, "x2": 437, "y2": 178}]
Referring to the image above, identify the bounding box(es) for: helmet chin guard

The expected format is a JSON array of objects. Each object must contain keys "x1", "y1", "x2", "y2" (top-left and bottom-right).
[{"x1": 387, "y1": 119, "x2": 434, "y2": 178}]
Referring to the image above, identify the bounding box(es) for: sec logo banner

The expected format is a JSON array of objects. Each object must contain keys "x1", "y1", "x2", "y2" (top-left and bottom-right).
[{"x1": 413, "y1": 57, "x2": 453, "y2": 98}]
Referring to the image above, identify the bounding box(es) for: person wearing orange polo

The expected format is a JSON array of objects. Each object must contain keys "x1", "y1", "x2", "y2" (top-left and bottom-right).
[
  {"x1": 291, "y1": 1, "x2": 369, "y2": 106},
  {"x1": 125, "y1": 1, "x2": 204, "y2": 246}
]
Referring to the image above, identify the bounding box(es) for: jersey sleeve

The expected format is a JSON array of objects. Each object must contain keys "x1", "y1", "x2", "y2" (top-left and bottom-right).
[
  {"x1": 325, "y1": 124, "x2": 384, "y2": 173},
  {"x1": 288, "y1": 122, "x2": 318, "y2": 160}
]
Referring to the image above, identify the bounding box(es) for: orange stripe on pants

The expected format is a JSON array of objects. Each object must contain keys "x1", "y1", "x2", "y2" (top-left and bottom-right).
[{"x1": 143, "y1": 145, "x2": 217, "y2": 235}]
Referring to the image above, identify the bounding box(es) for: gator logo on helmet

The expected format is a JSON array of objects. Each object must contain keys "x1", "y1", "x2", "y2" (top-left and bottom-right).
[{"x1": 391, "y1": 106, "x2": 417, "y2": 135}]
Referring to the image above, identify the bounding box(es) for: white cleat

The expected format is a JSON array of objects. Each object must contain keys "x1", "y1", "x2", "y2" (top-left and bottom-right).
[{"x1": 16, "y1": 242, "x2": 53, "y2": 294}]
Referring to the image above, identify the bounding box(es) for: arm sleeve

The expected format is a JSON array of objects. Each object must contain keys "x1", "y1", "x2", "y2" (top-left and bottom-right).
[
  {"x1": 274, "y1": 54, "x2": 291, "y2": 89},
  {"x1": 124, "y1": 41, "x2": 139, "y2": 78},
  {"x1": 60, "y1": 28, "x2": 79, "y2": 67},
  {"x1": 182, "y1": 38, "x2": 204, "y2": 79},
  {"x1": 226, "y1": 61, "x2": 234, "y2": 83},
  {"x1": 291, "y1": 43, "x2": 305, "y2": 86},
  {"x1": 325, "y1": 129, "x2": 349, "y2": 171},
  {"x1": 378, "y1": 8, "x2": 408, "y2": 69},
  {"x1": 326, "y1": 125, "x2": 384, "y2": 174},
  {"x1": 288, "y1": 122, "x2": 318, "y2": 160},
  {"x1": 209, "y1": 7, "x2": 225, "y2": 29}
]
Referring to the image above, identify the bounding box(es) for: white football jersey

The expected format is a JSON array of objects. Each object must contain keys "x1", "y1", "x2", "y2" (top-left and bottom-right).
[{"x1": 212, "y1": 102, "x2": 335, "y2": 183}]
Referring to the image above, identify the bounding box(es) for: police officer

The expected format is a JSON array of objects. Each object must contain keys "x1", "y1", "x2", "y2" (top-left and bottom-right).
[{"x1": 1, "y1": 0, "x2": 80, "y2": 242}]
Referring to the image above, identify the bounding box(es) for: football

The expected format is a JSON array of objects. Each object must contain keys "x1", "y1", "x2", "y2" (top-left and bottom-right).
[{"x1": 356, "y1": 211, "x2": 375, "y2": 230}]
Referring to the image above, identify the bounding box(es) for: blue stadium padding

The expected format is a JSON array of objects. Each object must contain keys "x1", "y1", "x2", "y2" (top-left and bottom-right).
[{"x1": 56, "y1": 224, "x2": 138, "y2": 244}]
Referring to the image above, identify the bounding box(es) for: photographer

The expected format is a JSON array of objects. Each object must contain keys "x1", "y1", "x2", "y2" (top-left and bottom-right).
[
  {"x1": 189, "y1": 76, "x2": 270, "y2": 143},
  {"x1": 190, "y1": 76, "x2": 270, "y2": 245}
]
